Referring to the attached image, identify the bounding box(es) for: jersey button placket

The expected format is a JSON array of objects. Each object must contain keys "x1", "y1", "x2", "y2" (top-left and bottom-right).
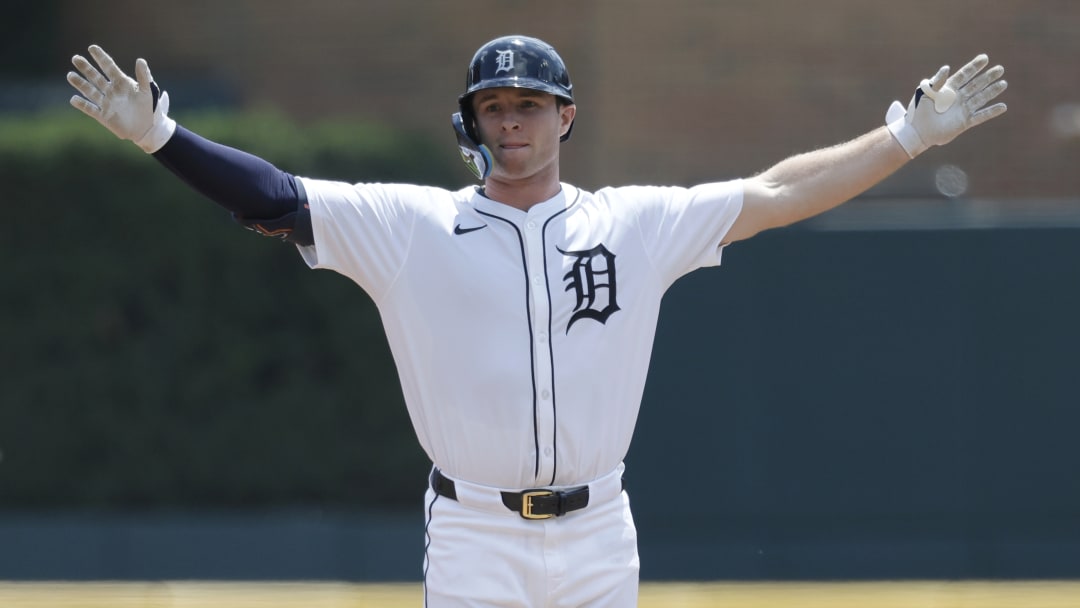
[{"x1": 524, "y1": 215, "x2": 556, "y2": 482}]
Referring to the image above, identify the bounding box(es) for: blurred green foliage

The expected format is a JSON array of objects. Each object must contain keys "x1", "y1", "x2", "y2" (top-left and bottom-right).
[{"x1": 0, "y1": 111, "x2": 463, "y2": 509}]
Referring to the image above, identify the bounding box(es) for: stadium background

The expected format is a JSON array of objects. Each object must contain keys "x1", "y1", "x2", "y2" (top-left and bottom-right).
[{"x1": 2, "y1": 0, "x2": 1079, "y2": 602}]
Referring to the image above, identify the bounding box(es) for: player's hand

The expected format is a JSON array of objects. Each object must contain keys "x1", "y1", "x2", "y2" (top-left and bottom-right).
[
  {"x1": 67, "y1": 45, "x2": 176, "y2": 153},
  {"x1": 886, "y1": 54, "x2": 1007, "y2": 158}
]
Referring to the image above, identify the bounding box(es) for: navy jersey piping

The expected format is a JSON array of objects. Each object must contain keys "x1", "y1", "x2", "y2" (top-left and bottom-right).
[
  {"x1": 540, "y1": 190, "x2": 580, "y2": 486},
  {"x1": 475, "y1": 209, "x2": 541, "y2": 480},
  {"x1": 423, "y1": 488, "x2": 439, "y2": 606}
]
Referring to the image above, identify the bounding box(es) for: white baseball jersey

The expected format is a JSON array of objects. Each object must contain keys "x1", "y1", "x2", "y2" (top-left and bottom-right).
[{"x1": 297, "y1": 180, "x2": 743, "y2": 490}]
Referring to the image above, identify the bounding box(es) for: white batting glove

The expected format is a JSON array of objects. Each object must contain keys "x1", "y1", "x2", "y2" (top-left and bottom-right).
[
  {"x1": 886, "y1": 54, "x2": 1008, "y2": 158},
  {"x1": 67, "y1": 45, "x2": 176, "y2": 153}
]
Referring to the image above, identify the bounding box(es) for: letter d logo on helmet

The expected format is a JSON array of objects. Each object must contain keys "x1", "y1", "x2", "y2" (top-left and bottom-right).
[{"x1": 451, "y1": 35, "x2": 575, "y2": 180}]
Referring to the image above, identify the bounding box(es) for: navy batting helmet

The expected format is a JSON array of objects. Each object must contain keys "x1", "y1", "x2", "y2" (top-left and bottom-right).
[{"x1": 461, "y1": 36, "x2": 573, "y2": 104}]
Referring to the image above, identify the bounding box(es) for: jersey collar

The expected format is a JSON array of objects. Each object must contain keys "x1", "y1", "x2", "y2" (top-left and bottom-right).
[{"x1": 471, "y1": 183, "x2": 578, "y2": 224}]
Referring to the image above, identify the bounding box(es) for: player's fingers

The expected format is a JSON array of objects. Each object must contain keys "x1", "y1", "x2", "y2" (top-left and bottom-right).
[
  {"x1": 961, "y1": 64, "x2": 1004, "y2": 96},
  {"x1": 968, "y1": 102, "x2": 1008, "y2": 128},
  {"x1": 134, "y1": 58, "x2": 152, "y2": 89},
  {"x1": 69, "y1": 94, "x2": 103, "y2": 119},
  {"x1": 928, "y1": 65, "x2": 950, "y2": 90},
  {"x1": 71, "y1": 54, "x2": 110, "y2": 93},
  {"x1": 964, "y1": 79, "x2": 1008, "y2": 113},
  {"x1": 66, "y1": 71, "x2": 105, "y2": 107},
  {"x1": 947, "y1": 54, "x2": 989, "y2": 89},
  {"x1": 88, "y1": 44, "x2": 127, "y2": 84}
]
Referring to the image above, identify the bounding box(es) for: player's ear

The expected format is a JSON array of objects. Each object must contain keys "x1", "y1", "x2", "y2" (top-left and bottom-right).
[{"x1": 559, "y1": 104, "x2": 576, "y2": 138}]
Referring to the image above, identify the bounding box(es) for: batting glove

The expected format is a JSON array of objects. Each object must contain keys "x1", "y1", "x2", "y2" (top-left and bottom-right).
[
  {"x1": 886, "y1": 54, "x2": 1007, "y2": 158},
  {"x1": 67, "y1": 45, "x2": 176, "y2": 153}
]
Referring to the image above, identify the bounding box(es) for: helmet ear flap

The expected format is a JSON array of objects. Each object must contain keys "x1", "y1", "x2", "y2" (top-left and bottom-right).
[
  {"x1": 458, "y1": 101, "x2": 480, "y2": 142},
  {"x1": 451, "y1": 111, "x2": 492, "y2": 180}
]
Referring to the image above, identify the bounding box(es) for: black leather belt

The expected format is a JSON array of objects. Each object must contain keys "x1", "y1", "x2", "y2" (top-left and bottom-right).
[{"x1": 430, "y1": 468, "x2": 591, "y2": 520}]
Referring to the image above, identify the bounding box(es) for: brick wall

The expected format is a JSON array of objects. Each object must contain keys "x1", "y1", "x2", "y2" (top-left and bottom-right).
[{"x1": 60, "y1": 0, "x2": 1080, "y2": 197}]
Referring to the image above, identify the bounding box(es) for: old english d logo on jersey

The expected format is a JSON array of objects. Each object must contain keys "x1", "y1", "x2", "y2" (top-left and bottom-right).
[{"x1": 558, "y1": 243, "x2": 620, "y2": 333}]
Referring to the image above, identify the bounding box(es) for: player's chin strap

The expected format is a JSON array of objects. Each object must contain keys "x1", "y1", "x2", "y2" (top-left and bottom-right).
[{"x1": 452, "y1": 112, "x2": 492, "y2": 180}]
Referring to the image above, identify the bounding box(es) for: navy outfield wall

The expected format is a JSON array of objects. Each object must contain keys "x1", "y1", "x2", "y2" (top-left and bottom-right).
[
  {"x1": 2, "y1": 218, "x2": 1079, "y2": 581},
  {"x1": 630, "y1": 216, "x2": 1080, "y2": 580}
]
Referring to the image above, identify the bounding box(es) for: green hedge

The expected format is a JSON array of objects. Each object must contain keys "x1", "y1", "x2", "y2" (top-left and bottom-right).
[{"x1": 1, "y1": 111, "x2": 464, "y2": 509}]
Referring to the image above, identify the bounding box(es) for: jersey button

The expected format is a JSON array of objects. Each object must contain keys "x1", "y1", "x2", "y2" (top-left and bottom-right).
[
  {"x1": 541, "y1": 389, "x2": 551, "y2": 400},
  {"x1": 537, "y1": 332, "x2": 548, "y2": 343},
  {"x1": 544, "y1": 447, "x2": 553, "y2": 456},
  {"x1": 526, "y1": 221, "x2": 537, "y2": 230}
]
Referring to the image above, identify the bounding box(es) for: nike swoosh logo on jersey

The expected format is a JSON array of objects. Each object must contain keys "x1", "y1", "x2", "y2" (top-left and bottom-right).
[{"x1": 454, "y1": 223, "x2": 487, "y2": 235}]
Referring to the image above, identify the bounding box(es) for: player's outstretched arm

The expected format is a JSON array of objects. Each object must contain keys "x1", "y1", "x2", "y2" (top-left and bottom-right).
[
  {"x1": 726, "y1": 54, "x2": 1007, "y2": 243},
  {"x1": 67, "y1": 45, "x2": 312, "y2": 245}
]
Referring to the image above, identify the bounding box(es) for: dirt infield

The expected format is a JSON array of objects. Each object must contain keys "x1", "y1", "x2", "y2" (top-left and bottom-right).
[{"x1": 1, "y1": 580, "x2": 1077, "y2": 607}]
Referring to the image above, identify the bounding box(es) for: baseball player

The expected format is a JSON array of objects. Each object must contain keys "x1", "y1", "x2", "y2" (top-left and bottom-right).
[{"x1": 67, "y1": 35, "x2": 1006, "y2": 606}]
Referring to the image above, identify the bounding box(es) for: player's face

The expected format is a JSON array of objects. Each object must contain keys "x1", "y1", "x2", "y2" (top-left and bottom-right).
[{"x1": 472, "y1": 88, "x2": 575, "y2": 181}]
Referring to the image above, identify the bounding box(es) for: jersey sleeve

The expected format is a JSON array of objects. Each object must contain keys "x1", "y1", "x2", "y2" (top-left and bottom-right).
[
  {"x1": 294, "y1": 179, "x2": 421, "y2": 299},
  {"x1": 624, "y1": 179, "x2": 744, "y2": 285}
]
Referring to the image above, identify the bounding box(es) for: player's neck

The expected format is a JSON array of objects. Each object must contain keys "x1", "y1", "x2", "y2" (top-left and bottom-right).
[{"x1": 481, "y1": 174, "x2": 562, "y2": 212}]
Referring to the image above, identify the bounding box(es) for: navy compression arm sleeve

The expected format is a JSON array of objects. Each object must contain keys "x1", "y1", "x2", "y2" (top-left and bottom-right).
[{"x1": 152, "y1": 125, "x2": 313, "y2": 245}]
